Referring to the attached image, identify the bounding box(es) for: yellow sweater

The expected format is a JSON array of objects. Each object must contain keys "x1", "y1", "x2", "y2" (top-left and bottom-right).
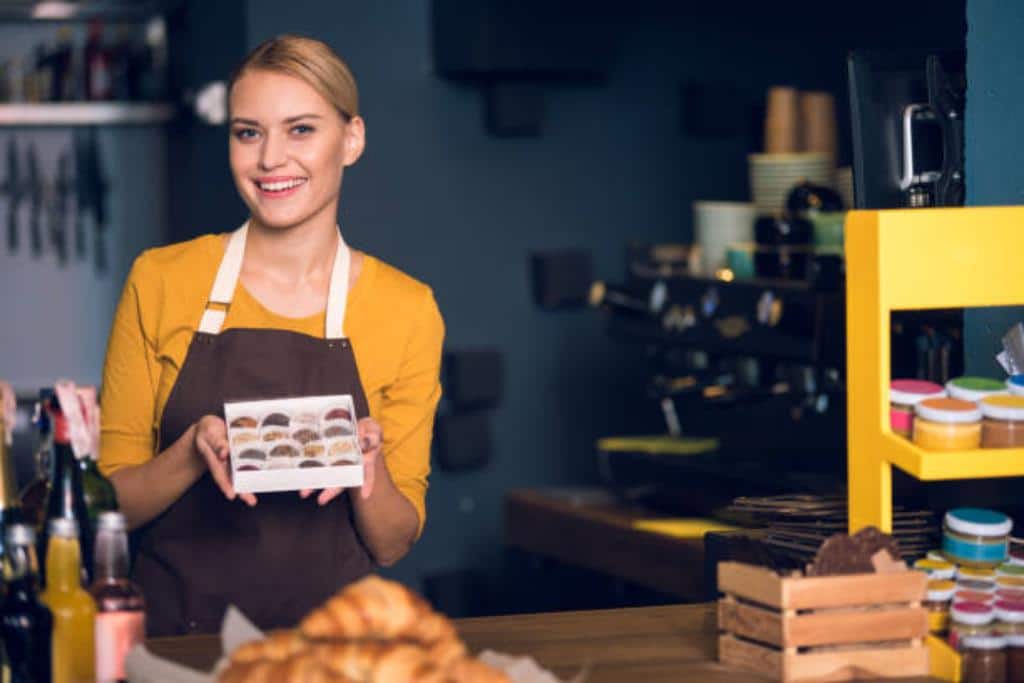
[{"x1": 99, "y1": 234, "x2": 443, "y2": 536}]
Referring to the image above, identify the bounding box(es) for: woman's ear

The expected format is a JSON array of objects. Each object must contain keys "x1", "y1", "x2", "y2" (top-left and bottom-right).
[{"x1": 342, "y1": 115, "x2": 366, "y2": 167}]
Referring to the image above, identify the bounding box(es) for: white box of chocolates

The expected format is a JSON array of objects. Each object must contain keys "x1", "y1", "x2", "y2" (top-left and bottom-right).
[{"x1": 224, "y1": 394, "x2": 363, "y2": 494}]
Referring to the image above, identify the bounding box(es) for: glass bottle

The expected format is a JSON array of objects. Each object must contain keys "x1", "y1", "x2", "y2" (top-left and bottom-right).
[
  {"x1": 0, "y1": 417, "x2": 24, "y2": 566},
  {"x1": 37, "y1": 395, "x2": 93, "y2": 587},
  {"x1": 91, "y1": 512, "x2": 144, "y2": 683},
  {"x1": 80, "y1": 451, "x2": 118, "y2": 532},
  {"x1": 19, "y1": 389, "x2": 53, "y2": 533},
  {"x1": 0, "y1": 523, "x2": 53, "y2": 683},
  {"x1": 40, "y1": 518, "x2": 95, "y2": 683}
]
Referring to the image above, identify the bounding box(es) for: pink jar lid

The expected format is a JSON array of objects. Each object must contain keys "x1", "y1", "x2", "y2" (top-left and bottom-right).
[
  {"x1": 891, "y1": 379, "x2": 946, "y2": 405},
  {"x1": 997, "y1": 589, "x2": 1024, "y2": 601},
  {"x1": 952, "y1": 600, "x2": 995, "y2": 624}
]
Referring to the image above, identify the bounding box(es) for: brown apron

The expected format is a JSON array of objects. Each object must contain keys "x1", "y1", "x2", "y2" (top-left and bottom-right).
[{"x1": 133, "y1": 223, "x2": 374, "y2": 637}]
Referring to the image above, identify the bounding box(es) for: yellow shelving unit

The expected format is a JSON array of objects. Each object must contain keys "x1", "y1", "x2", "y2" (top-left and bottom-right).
[{"x1": 846, "y1": 206, "x2": 1024, "y2": 682}]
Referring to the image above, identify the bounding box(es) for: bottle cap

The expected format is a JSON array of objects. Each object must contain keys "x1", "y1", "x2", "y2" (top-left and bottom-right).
[
  {"x1": 945, "y1": 508, "x2": 1013, "y2": 537},
  {"x1": 48, "y1": 517, "x2": 78, "y2": 538},
  {"x1": 5, "y1": 523, "x2": 35, "y2": 546},
  {"x1": 96, "y1": 511, "x2": 126, "y2": 532}
]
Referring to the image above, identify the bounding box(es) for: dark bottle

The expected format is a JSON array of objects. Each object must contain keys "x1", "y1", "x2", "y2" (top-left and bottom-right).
[
  {"x1": 0, "y1": 523, "x2": 54, "y2": 683},
  {"x1": 84, "y1": 20, "x2": 111, "y2": 101},
  {"x1": 0, "y1": 416, "x2": 24, "y2": 566},
  {"x1": 91, "y1": 512, "x2": 144, "y2": 683},
  {"x1": 19, "y1": 390, "x2": 53, "y2": 534},
  {"x1": 79, "y1": 453, "x2": 118, "y2": 533},
  {"x1": 37, "y1": 396, "x2": 93, "y2": 588}
]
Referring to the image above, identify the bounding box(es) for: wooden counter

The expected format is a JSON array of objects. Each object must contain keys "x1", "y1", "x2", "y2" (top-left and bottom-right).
[
  {"x1": 147, "y1": 602, "x2": 938, "y2": 682},
  {"x1": 504, "y1": 488, "x2": 708, "y2": 600}
]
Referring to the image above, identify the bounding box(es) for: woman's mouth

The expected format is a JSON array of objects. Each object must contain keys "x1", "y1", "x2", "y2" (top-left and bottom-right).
[{"x1": 254, "y1": 177, "x2": 308, "y2": 198}]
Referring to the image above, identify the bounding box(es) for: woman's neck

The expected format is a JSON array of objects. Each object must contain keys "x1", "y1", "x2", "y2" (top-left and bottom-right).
[{"x1": 245, "y1": 214, "x2": 339, "y2": 286}]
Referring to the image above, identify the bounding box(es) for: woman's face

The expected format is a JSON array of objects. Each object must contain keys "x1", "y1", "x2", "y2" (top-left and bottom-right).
[{"x1": 229, "y1": 69, "x2": 364, "y2": 231}]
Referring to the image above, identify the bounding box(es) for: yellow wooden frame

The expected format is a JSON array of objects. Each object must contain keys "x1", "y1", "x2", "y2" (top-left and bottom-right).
[{"x1": 846, "y1": 206, "x2": 1024, "y2": 535}]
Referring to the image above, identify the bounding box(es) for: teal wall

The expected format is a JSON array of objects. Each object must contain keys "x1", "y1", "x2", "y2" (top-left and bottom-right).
[{"x1": 963, "y1": 1, "x2": 1024, "y2": 374}]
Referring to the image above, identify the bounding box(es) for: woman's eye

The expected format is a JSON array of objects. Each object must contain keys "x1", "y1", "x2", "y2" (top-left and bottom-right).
[
  {"x1": 291, "y1": 124, "x2": 315, "y2": 136},
  {"x1": 233, "y1": 128, "x2": 259, "y2": 141}
]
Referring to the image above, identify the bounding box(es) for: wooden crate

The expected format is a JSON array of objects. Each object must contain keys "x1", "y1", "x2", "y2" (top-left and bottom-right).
[{"x1": 717, "y1": 562, "x2": 929, "y2": 681}]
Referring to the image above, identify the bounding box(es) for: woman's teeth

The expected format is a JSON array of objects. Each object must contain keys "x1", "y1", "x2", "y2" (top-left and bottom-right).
[{"x1": 258, "y1": 178, "x2": 307, "y2": 191}]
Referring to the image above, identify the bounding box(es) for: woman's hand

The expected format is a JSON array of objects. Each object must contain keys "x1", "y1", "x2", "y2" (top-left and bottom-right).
[
  {"x1": 300, "y1": 417, "x2": 383, "y2": 506},
  {"x1": 193, "y1": 415, "x2": 257, "y2": 506}
]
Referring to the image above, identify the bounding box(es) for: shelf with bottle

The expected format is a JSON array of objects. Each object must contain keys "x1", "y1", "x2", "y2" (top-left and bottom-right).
[
  {"x1": 0, "y1": 1, "x2": 181, "y2": 22},
  {"x1": 0, "y1": 100, "x2": 174, "y2": 125}
]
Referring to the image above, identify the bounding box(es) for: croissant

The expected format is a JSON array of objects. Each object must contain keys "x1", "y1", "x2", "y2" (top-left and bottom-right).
[
  {"x1": 218, "y1": 576, "x2": 511, "y2": 683},
  {"x1": 300, "y1": 575, "x2": 456, "y2": 646}
]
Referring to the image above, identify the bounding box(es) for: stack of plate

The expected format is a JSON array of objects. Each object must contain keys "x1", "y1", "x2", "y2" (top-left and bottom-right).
[{"x1": 749, "y1": 153, "x2": 834, "y2": 215}]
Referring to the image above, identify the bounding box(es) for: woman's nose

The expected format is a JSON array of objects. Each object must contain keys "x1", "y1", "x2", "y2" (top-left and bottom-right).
[{"x1": 259, "y1": 132, "x2": 287, "y2": 170}]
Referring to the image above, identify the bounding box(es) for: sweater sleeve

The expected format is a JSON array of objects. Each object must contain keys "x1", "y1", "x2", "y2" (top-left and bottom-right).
[
  {"x1": 98, "y1": 254, "x2": 161, "y2": 476},
  {"x1": 379, "y1": 288, "x2": 444, "y2": 539}
]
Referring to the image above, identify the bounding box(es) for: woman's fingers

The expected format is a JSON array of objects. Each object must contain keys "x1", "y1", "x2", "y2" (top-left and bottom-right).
[
  {"x1": 361, "y1": 456, "x2": 375, "y2": 499},
  {"x1": 196, "y1": 437, "x2": 236, "y2": 500},
  {"x1": 317, "y1": 487, "x2": 343, "y2": 506},
  {"x1": 299, "y1": 489, "x2": 313, "y2": 498}
]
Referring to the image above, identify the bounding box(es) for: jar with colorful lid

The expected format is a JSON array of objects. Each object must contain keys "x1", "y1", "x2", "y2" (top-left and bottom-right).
[
  {"x1": 916, "y1": 557, "x2": 957, "y2": 580},
  {"x1": 963, "y1": 567, "x2": 1000, "y2": 581},
  {"x1": 1007, "y1": 375, "x2": 1024, "y2": 397},
  {"x1": 1001, "y1": 577, "x2": 1024, "y2": 590},
  {"x1": 1011, "y1": 548, "x2": 1024, "y2": 567},
  {"x1": 915, "y1": 398, "x2": 983, "y2": 450},
  {"x1": 1007, "y1": 633, "x2": 1024, "y2": 683},
  {"x1": 947, "y1": 376, "x2": 1008, "y2": 402},
  {"x1": 961, "y1": 635, "x2": 1007, "y2": 683},
  {"x1": 926, "y1": 580, "x2": 956, "y2": 633},
  {"x1": 1001, "y1": 565, "x2": 1024, "y2": 579},
  {"x1": 981, "y1": 395, "x2": 1024, "y2": 448},
  {"x1": 960, "y1": 590, "x2": 997, "y2": 604},
  {"x1": 929, "y1": 549, "x2": 949, "y2": 562},
  {"x1": 951, "y1": 601, "x2": 996, "y2": 650},
  {"x1": 944, "y1": 508, "x2": 1013, "y2": 568},
  {"x1": 891, "y1": 380, "x2": 945, "y2": 438},
  {"x1": 1000, "y1": 589, "x2": 1024, "y2": 603}
]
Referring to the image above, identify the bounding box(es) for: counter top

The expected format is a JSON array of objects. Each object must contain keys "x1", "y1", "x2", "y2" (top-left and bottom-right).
[{"x1": 147, "y1": 602, "x2": 939, "y2": 682}]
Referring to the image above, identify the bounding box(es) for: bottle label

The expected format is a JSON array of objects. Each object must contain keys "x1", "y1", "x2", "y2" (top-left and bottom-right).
[{"x1": 95, "y1": 611, "x2": 145, "y2": 681}]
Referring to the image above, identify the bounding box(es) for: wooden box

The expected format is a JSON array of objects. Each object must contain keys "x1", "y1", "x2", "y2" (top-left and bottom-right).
[{"x1": 717, "y1": 562, "x2": 929, "y2": 681}]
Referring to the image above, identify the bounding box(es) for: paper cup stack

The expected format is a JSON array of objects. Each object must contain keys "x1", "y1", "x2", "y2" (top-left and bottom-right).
[
  {"x1": 748, "y1": 152, "x2": 834, "y2": 215},
  {"x1": 693, "y1": 201, "x2": 756, "y2": 275}
]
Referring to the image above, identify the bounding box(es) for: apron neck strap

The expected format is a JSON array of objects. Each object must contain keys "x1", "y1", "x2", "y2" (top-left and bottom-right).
[{"x1": 198, "y1": 221, "x2": 351, "y2": 339}]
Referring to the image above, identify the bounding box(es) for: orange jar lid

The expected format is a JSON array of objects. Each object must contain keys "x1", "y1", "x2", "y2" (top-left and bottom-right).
[{"x1": 916, "y1": 397, "x2": 983, "y2": 423}]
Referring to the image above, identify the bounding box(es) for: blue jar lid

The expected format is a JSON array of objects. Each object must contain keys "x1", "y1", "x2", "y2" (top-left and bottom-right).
[{"x1": 945, "y1": 508, "x2": 1013, "y2": 537}]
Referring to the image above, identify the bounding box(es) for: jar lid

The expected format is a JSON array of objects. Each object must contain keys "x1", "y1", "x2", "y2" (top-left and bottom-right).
[
  {"x1": 980, "y1": 394, "x2": 1024, "y2": 421},
  {"x1": 961, "y1": 635, "x2": 1007, "y2": 650},
  {"x1": 1000, "y1": 564, "x2": 1024, "y2": 577},
  {"x1": 995, "y1": 600, "x2": 1024, "y2": 622},
  {"x1": 997, "y1": 588, "x2": 1024, "y2": 602},
  {"x1": 928, "y1": 586, "x2": 956, "y2": 602},
  {"x1": 952, "y1": 601, "x2": 995, "y2": 624},
  {"x1": 1008, "y1": 375, "x2": 1024, "y2": 396},
  {"x1": 915, "y1": 558, "x2": 956, "y2": 576},
  {"x1": 960, "y1": 566, "x2": 998, "y2": 580},
  {"x1": 928, "y1": 579, "x2": 956, "y2": 592},
  {"x1": 957, "y1": 590, "x2": 996, "y2": 603},
  {"x1": 917, "y1": 398, "x2": 983, "y2": 423},
  {"x1": 999, "y1": 578, "x2": 1024, "y2": 590},
  {"x1": 891, "y1": 380, "x2": 946, "y2": 406},
  {"x1": 1008, "y1": 634, "x2": 1024, "y2": 647},
  {"x1": 927, "y1": 549, "x2": 947, "y2": 562},
  {"x1": 958, "y1": 578, "x2": 997, "y2": 593},
  {"x1": 947, "y1": 376, "x2": 1007, "y2": 402},
  {"x1": 945, "y1": 507, "x2": 1014, "y2": 537}
]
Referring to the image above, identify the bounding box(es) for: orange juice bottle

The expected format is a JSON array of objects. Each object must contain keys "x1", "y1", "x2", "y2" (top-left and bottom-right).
[{"x1": 40, "y1": 518, "x2": 96, "y2": 683}]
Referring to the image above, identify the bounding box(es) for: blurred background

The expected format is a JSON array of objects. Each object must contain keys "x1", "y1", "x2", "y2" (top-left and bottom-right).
[{"x1": 2, "y1": 0, "x2": 1021, "y2": 619}]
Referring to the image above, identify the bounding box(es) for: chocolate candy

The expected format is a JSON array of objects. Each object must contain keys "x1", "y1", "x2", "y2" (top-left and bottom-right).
[
  {"x1": 261, "y1": 412, "x2": 290, "y2": 427},
  {"x1": 230, "y1": 417, "x2": 258, "y2": 429},
  {"x1": 239, "y1": 448, "x2": 266, "y2": 461}
]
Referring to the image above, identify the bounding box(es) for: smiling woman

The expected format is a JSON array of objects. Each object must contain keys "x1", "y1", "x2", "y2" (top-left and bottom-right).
[{"x1": 97, "y1": 35, "x2": 445, "y2": 637}]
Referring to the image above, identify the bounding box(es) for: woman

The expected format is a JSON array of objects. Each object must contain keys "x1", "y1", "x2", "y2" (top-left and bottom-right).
[{"x1": 99, "y1": 35, "x2": 444, "y2": 636}]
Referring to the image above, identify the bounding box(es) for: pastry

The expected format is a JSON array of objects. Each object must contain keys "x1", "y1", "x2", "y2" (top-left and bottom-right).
[
  {"x1": 324, "y1": 407, "x2": 353, "y2": 422},
  {"x1": 293, "y1": 428, "x2": 321, "y2": 445},
  {"x1": 299, "y1": 460, "x2": 325, "y2": 468},
  {"x1": 304, "y1": 442, "x2": 326, "y2": 458},
  {"x1": 232, "y1": 432, "x2": 259, "y2": 446},
  {"x1": 324, "y1": 424, "x2": 353, "y2": 438},
  {"x1": 230, "y1": 416, "x2": 258, "y2": 429},
  {"x1": 239, "y1": 448, "x2": 266, "y2": 461},
  {"x1": 270, "y1": 443, "x2": 300, "y2": 458},
  {"x1": 262, "y1": 429, "x2": 289, "y2": 442},
  {"x1": 218, "y1": 576, "x2": 509, "y2": 683},
  {"x1": 262, "y1": 412, "x2": 291, "y2": 428}
]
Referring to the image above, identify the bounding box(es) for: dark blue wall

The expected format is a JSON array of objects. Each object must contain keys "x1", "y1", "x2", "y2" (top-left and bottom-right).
[
  {"x1": 963, "y1": 1, "x2": 1024, "y2": 374},
  {"x1": 239, "y1": 1, "x2": 964, "y2": 593}
]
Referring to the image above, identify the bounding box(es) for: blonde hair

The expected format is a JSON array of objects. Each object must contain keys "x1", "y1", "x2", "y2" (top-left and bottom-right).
[{"x1": 230, "y1": 34, "x2": 359, "y2": 120}]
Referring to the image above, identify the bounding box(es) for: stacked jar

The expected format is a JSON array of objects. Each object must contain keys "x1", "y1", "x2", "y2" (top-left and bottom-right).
[
  {"x1": 925, "y1": 579, "x2": 957, "y2": 634},
  {"x1": 981, "y1": 396, "x2": 1024, "y2": 448},
  {"x1": 944, "y1": 509, "x2": 1013, "y2": 569},
  {"x1": 962, "y1": 634, "x2": 1008, "y2": 683},
  {"x1": 947, "y1": 376, "x2": 1008, "y2": 403},
  {"x1": 1006, "y1": 375, "x2": 1024, "y2": 397},
  {"x1": 952, "y1": 601, "x2": 997, "y2": 650},
  {"x1": 890, "y1": 380, "x2": 945, "y2": 439},
  {"x1": 915, "y1": 398, "x2": 983, "y2": 450}
]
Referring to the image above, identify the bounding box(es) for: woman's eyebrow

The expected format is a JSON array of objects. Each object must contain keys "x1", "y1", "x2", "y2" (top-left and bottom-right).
[
  {"x1": 230, "y1": 117, "x2": 260, "y2": 126},
  {"x1": 283, "y1": 113, "x2": 323, "y2": 123}
]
